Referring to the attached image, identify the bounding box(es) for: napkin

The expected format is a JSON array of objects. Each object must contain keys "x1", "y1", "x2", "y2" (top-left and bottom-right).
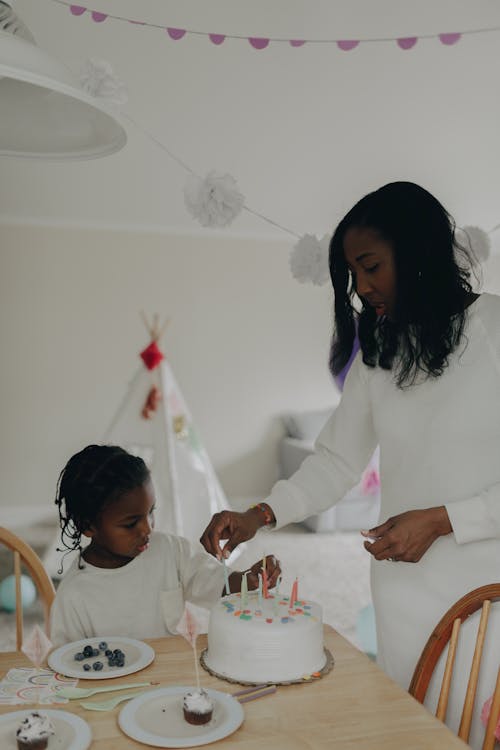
[{"x1": 0, "y1": 667, "x2": 77, "y2": 705}]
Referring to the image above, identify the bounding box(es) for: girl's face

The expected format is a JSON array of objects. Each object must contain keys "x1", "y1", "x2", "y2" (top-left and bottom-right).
[
  {"x1": 343, "y1": 227, "x2": 397, "y2": 319},
  {"x1": 83, "y1": 481, "x2": 155, "y2": 568}
]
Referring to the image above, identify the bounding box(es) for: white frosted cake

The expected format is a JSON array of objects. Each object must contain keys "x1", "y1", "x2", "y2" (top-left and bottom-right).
[{"x1": 203, "y1": 590, "x2": 326, "y2": 684}]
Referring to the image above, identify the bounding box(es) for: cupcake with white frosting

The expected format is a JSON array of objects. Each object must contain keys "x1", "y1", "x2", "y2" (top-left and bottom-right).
[
  {"x1": 16, "y1": 712, "x2": 55, "y2": 750},
  {"x1": 182, "y1": 689, "x2": 213, "y2": 725}
]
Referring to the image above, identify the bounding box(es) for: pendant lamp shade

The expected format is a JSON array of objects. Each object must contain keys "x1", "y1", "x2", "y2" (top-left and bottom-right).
[{"x1": 0, "y1": 4, "x2": 127, "y2": 160}]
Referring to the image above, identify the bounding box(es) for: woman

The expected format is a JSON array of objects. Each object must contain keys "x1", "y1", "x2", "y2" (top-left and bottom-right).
[{"x1": 200, "y1": 182, "x2": 500, "y2": 745}]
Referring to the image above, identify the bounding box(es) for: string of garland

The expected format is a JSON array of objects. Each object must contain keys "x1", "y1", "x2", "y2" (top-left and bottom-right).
[
  {"x1": 49, "y1": 0, "x2": 500, "y2": 51},
  {"x1": 76, "y1": 56, "x2": 500, "y2": 285}
]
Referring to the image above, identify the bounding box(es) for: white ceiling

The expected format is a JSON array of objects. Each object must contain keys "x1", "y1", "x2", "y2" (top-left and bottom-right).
[{"x1": 2, "y1": 0, "x2": 500, "y2": 240}]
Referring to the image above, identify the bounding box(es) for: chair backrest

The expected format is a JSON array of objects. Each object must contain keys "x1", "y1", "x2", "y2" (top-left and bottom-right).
[
  {"x1": 409, "y1": 583, "x2": 500, "y2": 750},
  {"x1": 0, "y1": 526, "x2": 56, "y2": 650}
]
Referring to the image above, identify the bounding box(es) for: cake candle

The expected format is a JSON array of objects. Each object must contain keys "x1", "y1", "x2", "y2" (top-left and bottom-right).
[
  {"x1": 222, "y1": 556, "x2": 230, "y2": 596},
  {"x1": 241, "y1": 571, "x2": 249, "y2": 608},
  {"x1": 258, "y1": 573, "x2": 263, "y2": 607},
  {"x1": 273, "y1": 592, "x2": 279, "y2": 616},
  {"x1": 290, "y1": 578, "x2": 298, "y2": 607}
]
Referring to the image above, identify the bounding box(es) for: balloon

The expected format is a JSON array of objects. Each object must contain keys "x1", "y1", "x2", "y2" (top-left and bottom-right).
[
  {"x1": 356, "y1": 604, "x2": 377, "y2": 659},
  {"x1": 0, "y1": 574, "x2": 37, "y2": 612}
]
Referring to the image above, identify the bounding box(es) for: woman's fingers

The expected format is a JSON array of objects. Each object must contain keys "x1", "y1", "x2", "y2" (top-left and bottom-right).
[
  {"x1": 361, "y1": 518, "x2": 393, "y2": 539},
  {"x1": 363, "y1": 539, "x2": 394, "y2": 561},
  {"x1": 200, "y1": 511, "x2": 234, "y2": 558},
  {"x1": 267, "y1": 558, "x2": 281, "y2": 587}
]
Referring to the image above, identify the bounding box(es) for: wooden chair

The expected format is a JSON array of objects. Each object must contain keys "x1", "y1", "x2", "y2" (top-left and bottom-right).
[
  {"x1": 0, "y1": 526, "x2": 56, "y2": 650},
  {"x1": 409, "y1": 583, "x2": 500, "y2": 750}
]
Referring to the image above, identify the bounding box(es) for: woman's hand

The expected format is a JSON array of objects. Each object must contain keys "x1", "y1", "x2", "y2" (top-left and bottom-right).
[
  {"x1": 246, "y1": 555, "x2": 281, "y2": 590},
  {"x1": 200, "y1": 507, "x2": 269, "y2": 559},
  {"x1": 228, "y1": 555, "x2": 281, "y2": 594},
  {"x1": 361, "y1": 506, "x2": 452, "y2": 563}
]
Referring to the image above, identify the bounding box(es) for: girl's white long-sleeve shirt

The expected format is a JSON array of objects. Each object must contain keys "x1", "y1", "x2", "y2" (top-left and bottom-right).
[{"x1": 50, "y1": 531, "x2": 225, "y2": 646}]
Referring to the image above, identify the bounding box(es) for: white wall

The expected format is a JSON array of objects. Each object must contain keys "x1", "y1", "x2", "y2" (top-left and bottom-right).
[
  {"x1": 3, "y1": 1, "x2": 500, "y2": 516},
  {"x1": 0, "y1": 223, "x2": 337, "y2": 511},
  {"x1": 3, "y1": 2, "x2": 500, "y2": 235}
]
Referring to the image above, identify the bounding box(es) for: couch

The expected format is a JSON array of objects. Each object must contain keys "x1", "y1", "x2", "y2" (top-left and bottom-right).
[{"x1": 279, "y1": 408, "x2": 381, "y2": 532}]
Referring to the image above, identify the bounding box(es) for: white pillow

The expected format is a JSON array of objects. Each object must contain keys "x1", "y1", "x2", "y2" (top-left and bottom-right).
[{"x1": 282, "y1": 408, "x2": 334, "y2": 441}]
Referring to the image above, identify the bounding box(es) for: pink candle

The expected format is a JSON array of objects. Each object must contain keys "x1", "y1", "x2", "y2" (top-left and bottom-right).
[{"x1": 290, "y1": 578, "x2": 298, "y2": 607}]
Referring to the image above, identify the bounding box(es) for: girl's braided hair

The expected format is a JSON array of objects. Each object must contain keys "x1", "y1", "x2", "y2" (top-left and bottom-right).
[{"x1": 55, "y1": 444, "x2": 150, "y2": 572}]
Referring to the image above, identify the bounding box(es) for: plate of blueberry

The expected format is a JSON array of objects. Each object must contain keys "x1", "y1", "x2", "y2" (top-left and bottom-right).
[{"x1": 48, "y1": 637, "x2": 155, "y2": 680}]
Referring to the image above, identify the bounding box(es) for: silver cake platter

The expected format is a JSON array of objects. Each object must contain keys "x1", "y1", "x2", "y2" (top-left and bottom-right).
[{"x1": 200, "y1": 647, "x2": 334, "y2": 687}]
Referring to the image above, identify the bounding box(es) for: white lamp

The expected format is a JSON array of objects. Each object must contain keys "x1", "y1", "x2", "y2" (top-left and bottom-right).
[{"x1": 0, "y1": 1, "x2": 127, "y2": 160}]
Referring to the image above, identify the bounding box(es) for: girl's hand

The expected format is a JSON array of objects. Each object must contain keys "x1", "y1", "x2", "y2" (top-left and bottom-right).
[
  {"x1": 246, "y1": 555, "x2": 281, "y2": 591},
  {"x1": 361, "y1": 506, "x2": 452, "y2": 563},
  {"x1": 200, "y1": 508, "x2": 268, "y2": 559}
]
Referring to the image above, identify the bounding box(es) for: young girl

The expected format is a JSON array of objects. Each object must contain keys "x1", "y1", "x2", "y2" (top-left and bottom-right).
[
  {"x1": 200, "y1": 182, "x2": 500, "y2": 749},
  {"x1": 50, "y1": 444, "x2": 280, "y2": 646}
]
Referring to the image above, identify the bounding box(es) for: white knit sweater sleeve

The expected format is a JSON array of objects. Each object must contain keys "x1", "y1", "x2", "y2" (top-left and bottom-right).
[
  {"x1": 446, "y1": 484, "x2": 500, "y2": 543},
  {"x1": 267, "y1": 352, "x2": 377, "y2": 529},
  {"x1": 445, "y1": 302, "x2": 500, "y2": 544},
  {"x1": 174, "y1": 536, "x2": 226, "y2": 608}
]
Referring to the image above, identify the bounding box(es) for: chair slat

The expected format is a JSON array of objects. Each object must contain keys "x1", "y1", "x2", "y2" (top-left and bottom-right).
[
  {"x1": 458, "y1": 599, "x2": 491, "y2": 742},
  {"x1": 0, "y1": 527, "x2": 55, "y2": 651},
  {"x1": 14, "y1": 550, "x2": 23, "y2": 650},
  {"x1": 436, "y1": 617, "x2": 461, "y2": 722},
  {"x1": 482, "y1": 666, "x2": 500, "y2": 750}
]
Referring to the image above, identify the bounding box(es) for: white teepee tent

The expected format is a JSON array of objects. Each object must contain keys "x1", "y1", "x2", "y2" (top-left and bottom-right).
[
  {"x1": 103, "y1": 315, "x2": 230, "y2": 542},
  {"x1": 45, "y1": 315, "x2": 235, "y2": 578}
]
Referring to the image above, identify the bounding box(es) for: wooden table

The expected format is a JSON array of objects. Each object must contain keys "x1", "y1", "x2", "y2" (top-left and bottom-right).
[{"x1": 0, "y1": 626, "x2": 468, "y2": 749}]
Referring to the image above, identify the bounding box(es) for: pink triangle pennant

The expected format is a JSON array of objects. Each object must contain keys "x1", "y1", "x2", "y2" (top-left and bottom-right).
[
  {"x1": 21, "y1": 625, "x2": 52, "y2": 668},
  {"x1": 176, "y1": 603, "x2": 201, "y2": 647}
]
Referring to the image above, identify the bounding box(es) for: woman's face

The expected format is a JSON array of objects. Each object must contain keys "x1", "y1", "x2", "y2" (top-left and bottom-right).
[{"x1": 343, "y1": 227, "x2": 397, "y2": 319}]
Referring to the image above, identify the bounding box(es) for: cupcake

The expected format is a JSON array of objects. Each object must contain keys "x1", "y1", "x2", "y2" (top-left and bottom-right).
[
  {"x1": 182, "y1": 689, "x2": 214, "y2": 725},
  {"x1": 16, "y1": 712, "x2": 55, "y2": 750}
]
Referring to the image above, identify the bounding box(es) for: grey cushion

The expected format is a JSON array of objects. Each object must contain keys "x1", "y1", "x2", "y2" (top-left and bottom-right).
[{"x1": 282, "y1": 408, "x2": 334, "y2": 442}]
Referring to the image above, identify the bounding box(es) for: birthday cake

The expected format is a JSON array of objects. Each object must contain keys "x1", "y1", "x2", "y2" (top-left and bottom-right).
[{"x1": 202, "y1": 589, "x2": 326, "y2": 684}]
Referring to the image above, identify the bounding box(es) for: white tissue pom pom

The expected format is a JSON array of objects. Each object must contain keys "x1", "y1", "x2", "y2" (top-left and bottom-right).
[
  {"x1": 456, "y1": 225, "x2": 491, "y2": 263},
  {"x1": 80, "y1": 58, "x2": 128, "y2": 107},
  {"x1": 289, "y1": 233, "x2": 330, "y2": 285},
  {"x1": 184, "y1": 171, "x2": 244, "y2": 228}
]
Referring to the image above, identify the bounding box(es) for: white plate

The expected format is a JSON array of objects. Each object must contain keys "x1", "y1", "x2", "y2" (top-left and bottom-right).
[
  {"x1": 0, "y1": 708, "x2": 91, "y2": 750},
  {"x1": 118, "y1": 686, "x2": 244, "y2": 748},
  {"x1": 47, "y1": 637, "x2": 155, "y2": 680}
]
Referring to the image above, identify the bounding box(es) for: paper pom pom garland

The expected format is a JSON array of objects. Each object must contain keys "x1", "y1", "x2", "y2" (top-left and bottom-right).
[
  {"x1": 456, "y1": 225, "x2": 491, "y2": 263},
  {"x1": 289, "y1": 233, "x2": 331, "y2": 286},
  {"x1": 289, "y1": 223, "x2": 495, "y2": 286},
  {"x1": 73, "y1": 59, "x2": 500, "y2": 276},
  {"x1": 184, "y1": 171, "x2": 244, "y2": 228},
  {"x1": 80, "y1": 58, "x2": 128, "y2": 106}
]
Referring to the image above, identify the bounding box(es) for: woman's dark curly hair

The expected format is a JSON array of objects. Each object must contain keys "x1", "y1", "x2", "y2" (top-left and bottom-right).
[
  {"x1": 55, "y1": 444, "x2": 150, "y2": 571},
  {"x1": 329, "y1": 181, "x2": 475, "y2": 387}
]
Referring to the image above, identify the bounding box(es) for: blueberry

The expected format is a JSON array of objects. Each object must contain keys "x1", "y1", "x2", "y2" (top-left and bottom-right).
[
  {"x1": 113, "y1": 649, "x2": 121, "y2": 656},
  {"x1": 116, "y1": 659, "x2": 124, "y2": 668},
  {"x1": 74, "y1": 652, "x2": 84, "y2": 661},
  {"x1": 104, "y1": 649, "x2": 112, "y2": 657},
  {"x1": 83, "y1": 664, "x2": 91, "y2": 672},
  {"x1": 93, "y1": 661, "x2": 103, "y2": 671},
  {"x1": 98, "y1": 641, "x2": 108, "y2": 651},
  {"x1": 83, "y1": 645, "x2": 93, "y2": 657},
  {"x1": 92, "y1": 648, "x2": 99, "y2": 657}
]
